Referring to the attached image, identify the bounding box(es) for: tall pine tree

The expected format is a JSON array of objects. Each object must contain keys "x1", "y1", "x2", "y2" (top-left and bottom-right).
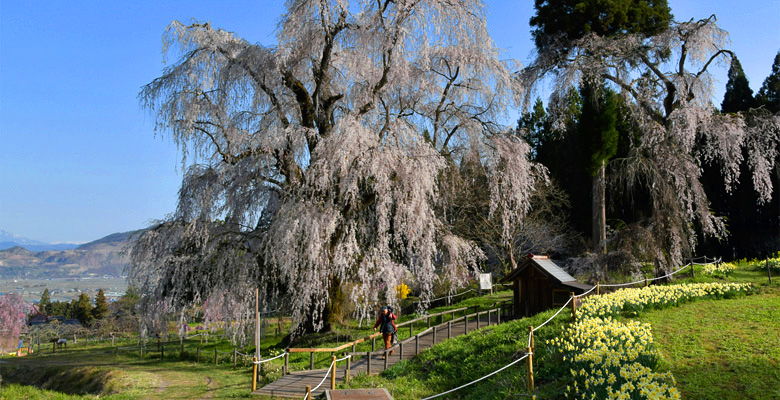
[
  {"x1": 721, "y1": 56, "x2": 756, "y2": 113},
  {"x1": 73, "y1": 293, "x2": 94, "y2": 326},
  {"x1": 579, "y1": 82, "x2": 619, "y2": 253},
  {"x1": 39, "y1": 288, "x2": 51, "y2": 316},
  {"x1": 757, "y1": 51, "x2": 780, "y2": 114},
  {"x1": 92, "y1": 289, "x2": 109, "y2": 321}
]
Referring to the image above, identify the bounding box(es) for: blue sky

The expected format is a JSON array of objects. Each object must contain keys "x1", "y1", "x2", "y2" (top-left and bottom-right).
[{"x1": 1, "y1": 1, "x2": 778, "y2": 243}]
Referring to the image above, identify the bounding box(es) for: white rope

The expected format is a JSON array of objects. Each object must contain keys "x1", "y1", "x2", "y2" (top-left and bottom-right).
[
  {"x1": 335, "y1": 354, "x2": 351, "y2": 362},
  {"x1": 574, "y1": 285, "x2": 598, "y2": 298},
  {"x1": 647, "y1": 263, "x2": 691, "y2": 282},
  {"x1": 302, "y1": 360, "x2": 336, "y2": 400},
  {"x1": 528, "y1": 297, "x2": 572, "y2": 347},
  {"x1": 600, "y1": 277, "x2": 648, "y2": 288},
  {"x1": 533, "y1": 297, "x2": 572, "y2": 333},
  {"x1": 692, "y1": 257, "x2": 722, "y2": 266},
  {"x1": 253, "y1": 351, "x2": 288, "y2": 364},
  {"x1": 420, "y1": 353, "x2": 531, "y2": 400}
]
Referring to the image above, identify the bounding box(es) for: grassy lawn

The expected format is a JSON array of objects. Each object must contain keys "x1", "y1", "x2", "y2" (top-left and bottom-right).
[
  {"x1": 0, "y1": 346, "x2": 258, "y2": 399},
  {"x1": 636, "y1": 286, "x2": 780, "y2": 400}
]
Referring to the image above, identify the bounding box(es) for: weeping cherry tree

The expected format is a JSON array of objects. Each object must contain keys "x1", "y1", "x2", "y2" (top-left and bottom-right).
[
  {"x1": 130, "y1": 0, "x2": 540, "y2": 338},
  {"x1": 522, "y1": 15, "x2": 780, "y2": 272}
]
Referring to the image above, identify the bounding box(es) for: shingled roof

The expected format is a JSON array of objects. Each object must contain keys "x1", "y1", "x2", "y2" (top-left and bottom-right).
[{"x1": 500, "y1": 254, "x2": 592, "y2": 292}]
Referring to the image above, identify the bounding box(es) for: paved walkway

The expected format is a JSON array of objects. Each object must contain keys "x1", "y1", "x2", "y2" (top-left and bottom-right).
[{"x1": 254, "y1": 313, "x2": 500, "y2": 398}]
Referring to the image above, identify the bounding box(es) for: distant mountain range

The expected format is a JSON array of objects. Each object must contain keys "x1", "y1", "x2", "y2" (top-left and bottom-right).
[
  {"x1": 0, "y1": 228, "x2": 80, "y2": 251},
  {"x1": 0, "y1": 229, "x2": 143, "y2": 279}
]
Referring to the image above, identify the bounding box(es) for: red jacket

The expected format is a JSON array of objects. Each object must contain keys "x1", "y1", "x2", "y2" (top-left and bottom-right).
[{"x1": 373, "y1": 312, "x2": 397, "y2": 332}]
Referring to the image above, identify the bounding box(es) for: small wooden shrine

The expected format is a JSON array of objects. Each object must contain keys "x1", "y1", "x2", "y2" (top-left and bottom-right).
[{"x1": 500, "y1": 254, "x2": 591, "y2": 318}]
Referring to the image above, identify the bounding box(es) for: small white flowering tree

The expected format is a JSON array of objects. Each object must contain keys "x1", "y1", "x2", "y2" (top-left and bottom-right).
[
  {"x1": 130, "y1": 0, "x2": 540, "y2": 337},
  {"x1": 522, "y1": 15, "x2": 780, "y2": 272}
]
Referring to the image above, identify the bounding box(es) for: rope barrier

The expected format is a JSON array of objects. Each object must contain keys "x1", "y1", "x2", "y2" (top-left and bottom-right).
[
  {"x1": 574, "y1": 285, "x2": 598, "y2": 298},
  {"x1": 253, "y1": 351, "x2": 288, "y2": 364},
  {"x1": 692, "y1": 257, "x2": 723, "y2": 266},
  {"x1": 302, "y1": 359, "x2": 336, "y2": 400},
  {"x1": 528, "y1": 297, "x2": 572, "y2": 347},
  {"x1": 600, "y1": 276, "x2": 652, "y2": 288},
  {"x1": 420, "y1": 353, "x2": 531, "y2": 400},
  {"x1": 646, "y1": 263, "x2": 692, "y2": 282}
]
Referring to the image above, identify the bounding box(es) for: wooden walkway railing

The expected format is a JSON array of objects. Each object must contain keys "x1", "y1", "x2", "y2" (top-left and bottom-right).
[{"x1": 254, "y1": 304, "x2": 509, "y2": 398}]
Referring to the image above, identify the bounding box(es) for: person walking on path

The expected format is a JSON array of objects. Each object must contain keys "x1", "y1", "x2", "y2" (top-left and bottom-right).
[{"x1": 373, "y1": 306, "x2": 397, "y2": 359}]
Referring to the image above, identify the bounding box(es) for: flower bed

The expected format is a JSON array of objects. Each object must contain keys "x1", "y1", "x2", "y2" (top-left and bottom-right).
[
  {"x1": 549, "y1": 283, "x2": 753, "y2": 399},
  {"x1": 701, "y1": 262, "x2": 736, "y2": 277}
]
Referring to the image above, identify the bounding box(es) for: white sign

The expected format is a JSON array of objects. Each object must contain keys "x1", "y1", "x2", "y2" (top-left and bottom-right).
[{"x1": 478, "y1": 273, "x2": 492, "y2": 290}]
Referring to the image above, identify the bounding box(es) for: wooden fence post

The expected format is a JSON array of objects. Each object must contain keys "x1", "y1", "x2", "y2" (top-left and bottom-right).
[
  {"x1": 310, "y1": 352, "x2": 314, "y2": 370},
  {"x1": 252, "y1": 357, "x2": 258, "y2": 392},
  {"x1": 768, "y1": 257, "x2": 773, "y2": 284},
  {"x1": 596, "y1": 282, "x2": 600, "y2": 295},
  {"x1": 305, "y1": 385, "x2": 311, "y2": 399},
  {"x1": 284, "y1": 352, "x2": 289, "y2": 375},
  {"x1": 139, "y1": 346, "x2": 143, "y2": 359},
  {"x1": 346, "y1": 355, "x2": 351, "y2": 383},
  {"x1": 528, "y1": 326, "x2": 534, "y2": 352},
  {"x1": 427, "y1": 316, "x2": 431, "y2": 329},
  {"x1": 196, "y1": 347, "x2": 200, "y2": 363},
  {"x1": 690, "y1": 259, "x2": 695, "y2": 278},
  {"x1": 215, "y1": 348, "x2": 219, "y2": 366},
  {"x1": 372, "y1": 336, "x2": 377, "y2": 352},
  {"x1": 399, "y1": 342, "x2": 404, "y2": 360},
  {"x1": 465, "y1": 314, "x2": 469, "y2": 333},
  {"x1": 570, "y1": 292, "x2": 576, "y2": 321},
  {"x1": 366, "y1": 351, "x2": 371, "y2": 375},
  {"x1": 331, "y1": 355, "x2": 337, "y2": 390},
  {"x1": 447, "y1": 321, "x2": 452, "y2": 339},
  {"x1": 526, "y1": 347, "x2": 534, "y2": 392},
  {"x1": 409, "y1": 323, "x2": 413, "y2": 338},
  {"x1": 415, "y1": 335, "x2": 419, "y2": 355},
  {"x1": 234, "y1": 348, "x2": 237, "y2": 368},
  {"x1": 383, "y1": 350, "x2": 388, "y2": 370}
]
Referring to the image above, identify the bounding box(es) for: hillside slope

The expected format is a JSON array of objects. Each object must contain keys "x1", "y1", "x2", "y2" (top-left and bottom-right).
[{"x1": 0, "y1": 230, "x2": 143, "y2": 278}]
